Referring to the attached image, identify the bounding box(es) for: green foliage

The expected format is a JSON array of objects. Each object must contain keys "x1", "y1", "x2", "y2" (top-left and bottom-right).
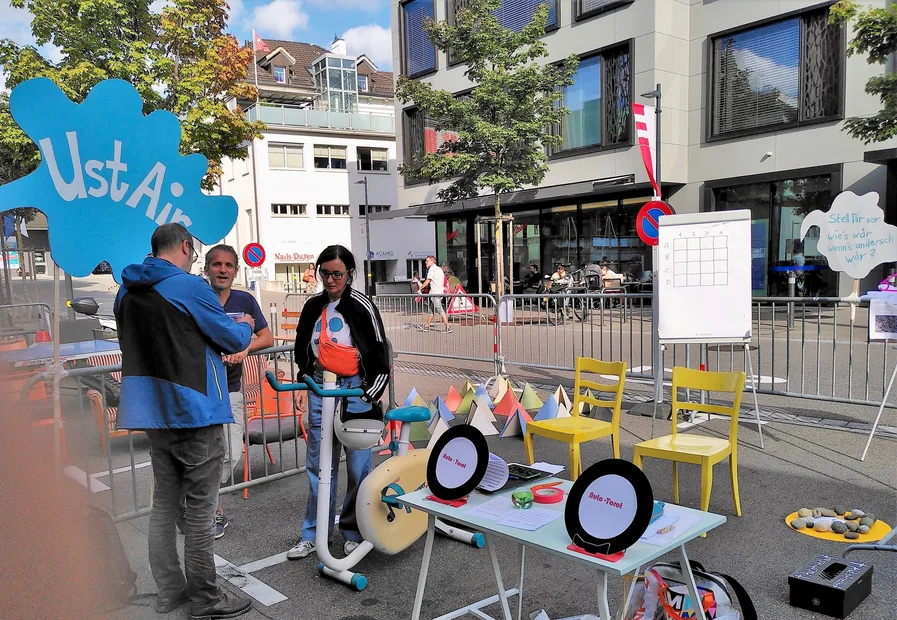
[
  {"x1": 0, "y1": 0, "x2": 264, "y2": 190},
  {"x1": 395, "y1": 0, "x2": 578, "y2": 207},
  {"x1": 829, "y1": 0, "x2": 897, "y2": 144}
]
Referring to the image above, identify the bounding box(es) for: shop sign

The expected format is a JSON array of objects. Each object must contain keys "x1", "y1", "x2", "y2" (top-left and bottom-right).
[
  {"x1": 274, "y1": 252, "x2": 316, "y2": 263},
  {"x1": 407, "y1": 251, "x2": 433, "y2": 259}
]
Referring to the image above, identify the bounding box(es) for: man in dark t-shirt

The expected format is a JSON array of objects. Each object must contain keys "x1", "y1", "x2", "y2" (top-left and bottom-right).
[{"x1": 204, "y1": 245, "x2": 273, "y2": 538}]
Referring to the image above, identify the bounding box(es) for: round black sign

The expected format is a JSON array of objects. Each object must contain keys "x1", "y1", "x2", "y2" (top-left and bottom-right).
[
  {"x1": 565, "y1": 459, "x2": 654, "y2": 554},
  {"x1": 426, "y1": 425, "x2": 489, "y2": 500}
]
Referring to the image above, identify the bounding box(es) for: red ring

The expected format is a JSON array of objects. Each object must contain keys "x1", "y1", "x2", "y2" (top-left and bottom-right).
[{"x1": 532, "y1": 488, "x2": 563, "y2": 504}]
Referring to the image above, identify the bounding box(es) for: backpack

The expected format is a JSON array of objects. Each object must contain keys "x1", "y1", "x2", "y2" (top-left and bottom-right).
[
  {"x1": 623, "y1": 561, "x2": 757, "y2": 620},
  {"x1": 80, "y1": 504, "x2": 139, "y2": 610}
]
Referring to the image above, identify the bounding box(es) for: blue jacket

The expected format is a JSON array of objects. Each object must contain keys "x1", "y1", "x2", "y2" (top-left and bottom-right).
[{"x1": 113, "y1": 257, "x2": 252, "y2": 429}]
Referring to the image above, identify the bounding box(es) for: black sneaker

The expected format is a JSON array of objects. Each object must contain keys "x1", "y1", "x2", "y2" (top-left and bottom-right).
[
  {"x1": 190, "y1": 593, "x2": 252, "y2": 620},
  {"x1": 155, "y1": 590, "x2": 190, "y2": 613},
  {"x1": 214, "y1": 510, "x2": 229, "y2": 540}
]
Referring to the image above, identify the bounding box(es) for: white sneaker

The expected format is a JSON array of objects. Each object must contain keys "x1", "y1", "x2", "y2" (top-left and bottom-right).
[
  {"x1": 286, "y1": 540, "x2": 316, "y2": 560},
  {"x1": 344, "y1": 540, "x2": 360, "y2": 555}
]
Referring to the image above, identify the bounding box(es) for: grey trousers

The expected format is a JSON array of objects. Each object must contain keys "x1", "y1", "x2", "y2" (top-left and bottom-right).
[{"x1": 146, "y1": 425, "x2": 225, "y2": 606}]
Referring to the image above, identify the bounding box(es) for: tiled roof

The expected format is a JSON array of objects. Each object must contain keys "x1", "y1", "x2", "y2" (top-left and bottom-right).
[{"x1": 249, "y1": 38, "x2": 394, "y2": 97}]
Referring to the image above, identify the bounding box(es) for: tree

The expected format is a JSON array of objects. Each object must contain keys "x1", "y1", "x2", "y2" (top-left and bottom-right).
[
  {"x1": 395, "y1": 0, "x2": 578, "y2": 297},
  {"x1": 0, "y1": 0, "x2": 264, "y2": 191},
  {"x1": 830, "y1": 0, "x2": 897, "y2": 144}
]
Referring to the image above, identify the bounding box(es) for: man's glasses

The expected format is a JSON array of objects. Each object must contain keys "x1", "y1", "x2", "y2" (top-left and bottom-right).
[
  {"x1": 187, "y1": 243, "x2": 198, "y2": 264},
  {"x1": 320, "y1": 269, "x2": 347, "y2": 281}
]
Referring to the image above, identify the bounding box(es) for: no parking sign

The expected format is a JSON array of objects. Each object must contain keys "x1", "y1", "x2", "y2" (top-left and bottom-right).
[
  {"x1": 635, "y1": 201, "x2": 675, "y2": 246},
  {"x1": 242, "y1": 242, "x2": 266, "y2": 268}
]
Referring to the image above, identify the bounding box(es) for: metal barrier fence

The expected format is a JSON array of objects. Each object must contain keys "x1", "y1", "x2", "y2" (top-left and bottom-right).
[
  {"x1": 0, "y1": 302, "x2": 52, "y2": 343},
  {"x1": 17, "y1": 345, "x2": 314, "y2": 522},
  {"x1": 374, "y1": 293, "x2": 499, "y2": 371}
]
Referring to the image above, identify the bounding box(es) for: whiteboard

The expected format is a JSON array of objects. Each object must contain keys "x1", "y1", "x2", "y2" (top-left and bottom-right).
[{"x1": 657, "y1": 210, "x2": 752, "y2": 343}]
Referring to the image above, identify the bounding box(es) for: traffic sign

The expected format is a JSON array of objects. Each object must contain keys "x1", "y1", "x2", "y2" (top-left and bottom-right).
[
  {"x1": 635, "y1": 201, "x2": 675, "y2": 246},
  {"x1": 243, "y1": 242, "x2": 266, "y2": 267}
]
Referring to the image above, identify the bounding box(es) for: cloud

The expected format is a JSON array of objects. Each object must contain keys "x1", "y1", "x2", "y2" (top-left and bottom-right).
[
  {"x1": 0, "y1": 3, "x2": 35, "y2": 47},
  {"x1": 306, "y1": 0, "x2": 383, "y2": 10},
  {"x1": 250, "y1": 0, "x2": 309, "y2": 39},
  {"x1": 228, "y1": 0, "x2": 244, "y2": 22},
  {"x1": 342, "y1": 24, "x2": 392, "y2": 70},
  {"x1": 732, "y1": 48, "x2": 799, "y2": 105}
]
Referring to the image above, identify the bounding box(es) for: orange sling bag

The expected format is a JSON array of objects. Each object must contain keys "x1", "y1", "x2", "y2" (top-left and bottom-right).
[{"x1": 317, "y1": 306, "x2": 361, "y2": 377}]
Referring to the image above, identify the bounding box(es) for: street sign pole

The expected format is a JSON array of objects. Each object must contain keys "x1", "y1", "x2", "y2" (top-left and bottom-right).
[{"x1": 242, "y1": 242, "x2": 266, "y2": 308}]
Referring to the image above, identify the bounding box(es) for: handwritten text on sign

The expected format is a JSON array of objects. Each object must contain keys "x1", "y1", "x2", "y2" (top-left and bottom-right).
[
  {"x1": 578, "y1": 474, "x2": 638, "y2": 540},
  {"x1": 800, "y1": 191, "x2": 897, "y2": 280},
  {"x1": 0, "y1": 78, "x2": 238, "y2": 282},
  {"x1": 434, "y1": 437, "x2": 477, "y2": 488}
]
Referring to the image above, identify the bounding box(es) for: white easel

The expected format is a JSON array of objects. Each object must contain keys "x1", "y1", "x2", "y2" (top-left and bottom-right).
[{"x1": 861, "y1": 349, "x2": 896, "y2": 461}]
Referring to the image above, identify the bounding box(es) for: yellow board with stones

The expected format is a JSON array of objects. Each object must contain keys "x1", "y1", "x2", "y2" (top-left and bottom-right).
[{"x1": 784, "y1": 512, "x2": 892, "y2": 543}]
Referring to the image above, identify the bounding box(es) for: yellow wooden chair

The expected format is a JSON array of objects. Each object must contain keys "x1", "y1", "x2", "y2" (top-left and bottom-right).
[
  {"x1": 632, "y1": 367, "x2": 746, "y2": 516},
  {"x1": 523, "y1": 358, "x2": 626, "y2": 480}
]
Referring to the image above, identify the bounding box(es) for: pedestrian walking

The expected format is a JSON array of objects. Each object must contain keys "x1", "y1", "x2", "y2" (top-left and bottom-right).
[
  {"x1": 286, "y1": 245, "x2": 390, "y2": 560},
  {"x1": 418, "y1": 255, "x2": 452, "y2": 333},
  {"x1": 114, "y1": 223, "x2": 255, "y2": 619},
  {"x1": 204, "y1": 244, "x2": 274, "y2": 539},
  {"x1": 303, "y1": 263, "x2": 317, "y2": 294}
]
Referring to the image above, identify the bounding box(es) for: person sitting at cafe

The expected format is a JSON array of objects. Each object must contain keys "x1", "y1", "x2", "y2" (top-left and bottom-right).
[
  {"x1": 550, "y1": 264, "x2": 570, "y2": 285},
  {"x1": 521, "y1": 264, "x2": 542, "y2": 290},
  {"x1": 600, "y1": 264, "x2": 623, "y2": 282}
]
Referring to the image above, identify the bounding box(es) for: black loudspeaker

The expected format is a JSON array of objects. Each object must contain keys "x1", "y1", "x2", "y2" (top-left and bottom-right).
[{"x1": 788, "y1": 554, "x2": 872, "y2": 619}]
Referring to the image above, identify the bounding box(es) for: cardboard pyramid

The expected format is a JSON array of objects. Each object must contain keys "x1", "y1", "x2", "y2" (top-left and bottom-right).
[
  {"x1": 499, "y1": 403, "x2": 533, "y2": 438},
  {"x1": 467, "y1": 401, "x2": 498, "y2": 436},
  {"x1": 488, "y1": 376, "x2": 509, "y2": 401},
  {"x1": 493, "y1": 389, "x2": 520, "y2": 417},
  {"x1": 473, "y1": 385, "x2": 494, "y2": 409},
  {"x1": 533, "y1": 395, "x2": 559, "y2": 421},
  {"x1": 473, "y1": 394, "x2": 497, "y2": 423},
  {"x1": 444, "y1": 385, "x2": 463, "y2": 412},
  {"x1": 455, "y1": 384, "x2": 478, "y2": 417},
  {"x1": 556, "y1": 403, "x2": 571, "y2": 419},
  {"x1": 409, "y1": 417, "x2": 432, "y2": 442},
  {"x1": 427, "y1": 417, "x2": 451, "y2": 450},
  {"x1": 428, "y1": 397, "x2": 455, "y2": 432},
  {"x1": 519, "y1": 383, "x2": 544, "y2": 412},
  {"x1": 577, "y1": 389, "x2": 595, "y2": 417},
  {"x1": 401, "y1": 388, "x2": 421, "y2": 408},
  {"x1": 553, "y1": 385, "x2": 573, "y2": 411}
]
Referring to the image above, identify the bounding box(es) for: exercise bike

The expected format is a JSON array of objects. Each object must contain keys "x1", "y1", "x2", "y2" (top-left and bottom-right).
[{"x1": 265, "y1": 370, "x2": 483, "y2": 590}]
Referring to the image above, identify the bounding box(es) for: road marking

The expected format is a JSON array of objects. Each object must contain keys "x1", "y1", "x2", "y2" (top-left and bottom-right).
[
  {"x1": 238, "y1": 552, "x2": 288, "y2": 574},
  {"x1": 92, "y1": 460, "x2": 153, "y2": 479},
  {"x1": 64, "y1": 466, "x2": 111, "y2": 492},
  {"x1": 214, "y1": 555, "x2": 287, "y2": 606}
]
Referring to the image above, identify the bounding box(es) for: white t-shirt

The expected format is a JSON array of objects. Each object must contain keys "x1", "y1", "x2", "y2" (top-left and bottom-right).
[
  {"x1": 426, "y1": 265, "x2": 445, "y2": 295},
  {"x1": 311, "y1": 301, "x2": 353, "y2": 358}
]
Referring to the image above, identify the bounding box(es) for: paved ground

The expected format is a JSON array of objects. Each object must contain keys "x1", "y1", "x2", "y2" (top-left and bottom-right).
[{"x1": 70, "y1": 367, "x2": 895, "y2": 620}]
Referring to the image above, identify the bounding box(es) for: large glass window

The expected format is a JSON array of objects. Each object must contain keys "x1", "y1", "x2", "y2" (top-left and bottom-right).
[
  {"x1": 576, "y1": 0, "x2": 633, "y2": 21},
  {"x1": 447, "y1": 0, "x2": 557, "y2": 32},
  {"x1": 312, "y1": 56, "x2": 358, "y2": 111},
  {"x1": 402, "y1": 0, "x2": 437, "y2": 77},
  {"x1": 714, "y1": 174, "x2": 836, "y2": 296},
  {"x1": 357, "y1": 147, "x2": 389, "y2": 171},
  {"x1": 512, "y1": 210, "x2": 541, "y2": 283},
  {"x1": 580, "y1": 198, "x2": 652, "y2": 278},
  {"x1": 268, "y1": 143, "x2": 304, "y2": 169},
  {"x1": 553, "y1": 44, "x2": 631, "y2": 155},
  {"x1": 710, "y1": 8, "x2": 843, "y2": 138},
  {"x1": 313, "y1": 145, "x2": 347, "y2": 169},
  {"x1": 436, "y1": 219, "x2": 468, "y2": 288},
  {"x1": 403, "y1": 108, "x2": 459, "y2": 182}
]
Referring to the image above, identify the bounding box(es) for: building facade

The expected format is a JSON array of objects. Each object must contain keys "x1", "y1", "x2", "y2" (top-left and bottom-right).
[
  {"x1": 390, "y1": 0, "x2": 897, "y2": 297},
  {"x1": 219, "y1": 37, "x2": 434, "y2": 292}
]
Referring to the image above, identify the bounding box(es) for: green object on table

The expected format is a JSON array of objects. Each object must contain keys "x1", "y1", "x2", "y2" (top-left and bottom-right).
[{"x1": 512, "y1": 490, "x2": 534, "y2": 509}]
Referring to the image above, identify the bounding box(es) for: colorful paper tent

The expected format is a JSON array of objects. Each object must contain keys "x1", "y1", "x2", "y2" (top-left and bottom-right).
[
  {"x1": 473, "y1": 385, "x2": 494, "y2": 409},
  {"x1": 493, "y1": 389, "x2": 520, "y2": 417},
  {"x1": 519, "y1": 383, "x2": 544, "y2": 411},
  {"x1": 427, "y1": 417, "x2": 451, "y2": 450},
  {"x1": 533, "y1": 395, "x2": 559, "y2": 421},
  {"x1": 467, "y1": 402, "x2": 498, "y2": 436},
  {"x1": 553, "y1": 385, "x2": 573, "y2": 411},
  {"x1": 402, "y1": 388, "x2": 422, "y2": 408},
  {"x1": 499, "y1": 404, "x2": 533, "y2": 438},
  {"x1": 488, "y1": 376, "x2": 510, "y2": 402},
  {"x1": 444, "y1": 386, "x2": 463, "y2": 412},
  {"x1": 428, "y1": 397, "x2": 455, "y2": 432},
  {"x1": 455, "y1": 384, "x2": 478, "y2": 417},
  {"x1": 473, "y1": 394, "x2": 497, "y2": 423},
  {"x1": 556, "y1": 403, "x2": 571, "y2": 419}
]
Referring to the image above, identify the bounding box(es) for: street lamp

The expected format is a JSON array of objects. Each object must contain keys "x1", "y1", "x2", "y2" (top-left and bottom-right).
[
  {"x1": 355, "y1": 177, "x2": 371, "y2": 296},
  {"x1": 640, "y1": 84, "x2": 662, "y2": 199}
]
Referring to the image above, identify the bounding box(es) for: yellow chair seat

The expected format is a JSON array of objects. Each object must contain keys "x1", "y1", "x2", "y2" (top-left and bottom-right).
[
  {"x1": 635, "y1": 434, "x2": 732, "y2": 463},
  {"x1": 527, "y1": 417, "x2": 613, "y2": 442}
]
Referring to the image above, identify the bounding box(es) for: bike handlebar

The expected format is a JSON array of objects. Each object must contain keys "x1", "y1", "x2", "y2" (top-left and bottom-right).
[{"x1": 264, "y1": 370, "x2": 365, "y2": 397}]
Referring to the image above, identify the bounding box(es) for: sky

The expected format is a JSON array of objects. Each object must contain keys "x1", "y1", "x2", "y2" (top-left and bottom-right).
[{"x1": 0, "y1": 0, "x2": 394, "y2": 91}]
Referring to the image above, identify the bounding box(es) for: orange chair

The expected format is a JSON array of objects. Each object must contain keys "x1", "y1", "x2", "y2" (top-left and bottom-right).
[
  {"x1": 1, "y1": 370, "x2": 66, "y2": 458},
  {"x1": 0, "y1": 338, "x2": 27, "y2": 352}
]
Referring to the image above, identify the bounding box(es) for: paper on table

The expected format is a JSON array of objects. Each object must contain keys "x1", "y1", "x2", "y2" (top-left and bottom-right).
[
  {"x1": 639, "y1": 507, "x2": 702, "y2": 547},
  {"x1": 497, "y1": 507, "x2": 564, "y2": 531},
  {"x1": 477, "y1": 453, "x2": 510, "y2": 492},
  {"x1": 530, "y1": 462, "x2": 565, "y2": 475},
  {"x1": 465, "y1": 496, "x2": 516, "y2": 521},
  {"x1": 639, "y1": 514, "x2": 680, "y2": 540}
]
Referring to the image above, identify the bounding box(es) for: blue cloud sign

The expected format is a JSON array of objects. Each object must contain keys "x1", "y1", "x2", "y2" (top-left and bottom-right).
[{"x1": 0, "y1": 78, "x2": 238, "y2": 282}]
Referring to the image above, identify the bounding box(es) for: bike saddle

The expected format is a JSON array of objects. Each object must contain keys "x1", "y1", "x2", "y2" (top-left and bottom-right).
[{"x1": 385, "y1": 406, "x2": 431, "y2": 423}]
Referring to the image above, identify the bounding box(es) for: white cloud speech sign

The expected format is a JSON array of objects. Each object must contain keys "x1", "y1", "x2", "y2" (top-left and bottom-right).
[{"x1": 800, "y1": 191, "x2": 897, "y2": 280}]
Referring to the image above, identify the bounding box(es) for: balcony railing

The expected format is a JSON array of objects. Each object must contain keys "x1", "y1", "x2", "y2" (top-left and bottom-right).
[{"x1": 246, "y1": 103, "x2": 395, "y2": 133}]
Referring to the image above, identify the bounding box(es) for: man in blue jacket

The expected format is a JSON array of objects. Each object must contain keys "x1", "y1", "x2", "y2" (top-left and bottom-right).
[{"x1": 114, "y1": 223, "x2": 255, "y2": 620}]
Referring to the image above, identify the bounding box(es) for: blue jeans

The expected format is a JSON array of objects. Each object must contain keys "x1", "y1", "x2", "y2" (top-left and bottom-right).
[{"x1": 302, "y1": 374, "x2": 372, "y2": 543}]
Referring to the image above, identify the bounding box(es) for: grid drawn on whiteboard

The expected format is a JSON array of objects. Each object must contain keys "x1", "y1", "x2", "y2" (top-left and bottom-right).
[{"x1": 672, "y1": 235, "x2": 729, "y2": 287}]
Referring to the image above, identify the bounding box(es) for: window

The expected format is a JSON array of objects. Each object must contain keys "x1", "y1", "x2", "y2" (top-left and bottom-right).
[
  {"x1": 273, "y1": 66, "x2": 286, "y2": 83},
  {"x1": 448, "y1": 0, "x2": 557, "y2": 33},
  {"x1": 268, "y1": 143, "x2": 304, "y2": 169},
  {"x1": 271, "y1": 204, "x2": 306, "y2": 216},
  {"x1": 552, "y1": 44, "x2": 631, "y2": 155},
  {"x1": 710, "y1": 8, "x2": 843, "y2": 139},
  {"x1": 312, "y1": 56, "x2": 358, "y2": 111},
  {"x1": 359, "y1": 204, "x2": 390, "y2": 216},
  {"x1": 317, "y1": 204, "x2": 350, "y2": 216},
  {"x1": 402, "y1": 0, "x2": 437, "y2": 77},
  {"x1": 357, "y1": 74, "x2": 368, "y2": 91},
  {"x1": 403, "y1": 108, "x2": 459, "y2": 181},
  {"x1": 711, "y1": 172, "x2": 838, "y2": 296},
  {"x1": 576, "y1": 0, "x2": 633, "y2": 21},
  {"x1": 313, "y1": 145, "x2": 347, "y2": 169},
  {"x1": 357, "y1": 147, "x2": 389, "y2": 171}
]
